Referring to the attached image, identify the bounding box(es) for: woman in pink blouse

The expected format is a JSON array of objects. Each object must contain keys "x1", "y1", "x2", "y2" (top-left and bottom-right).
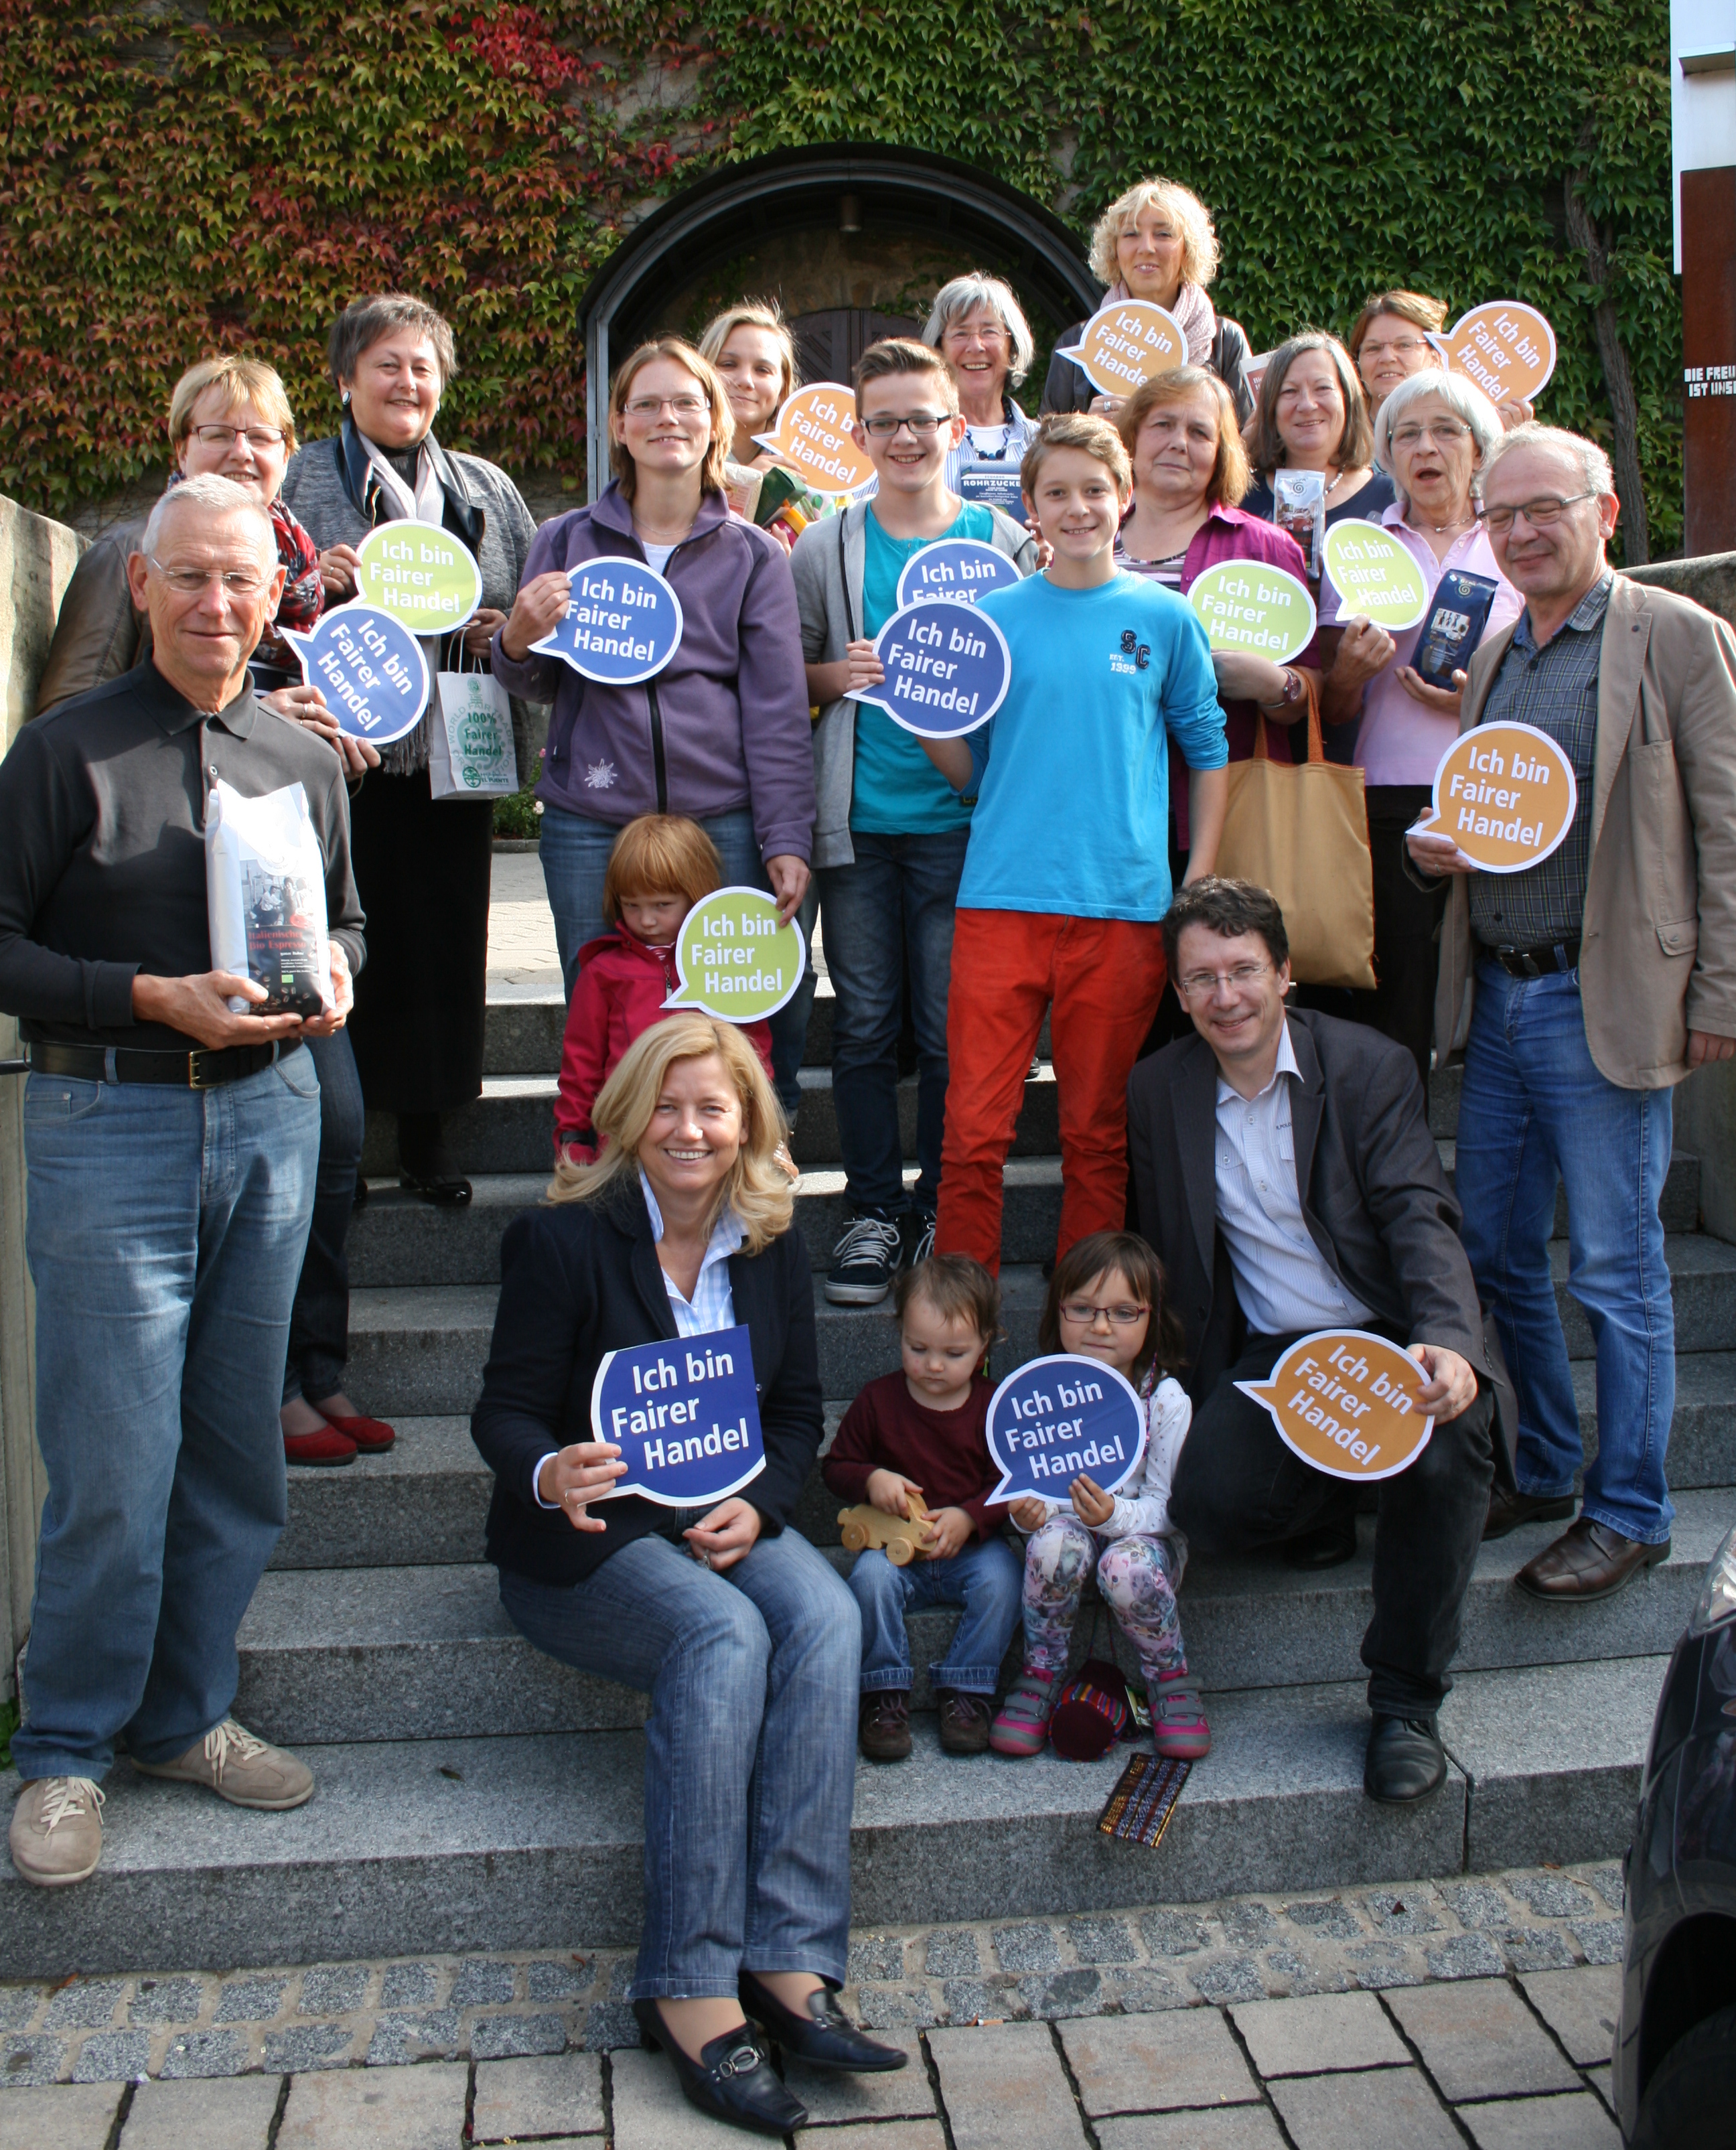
[{"x1": 1319, "y1": 369, "x2": 1522, "y2": 1100}]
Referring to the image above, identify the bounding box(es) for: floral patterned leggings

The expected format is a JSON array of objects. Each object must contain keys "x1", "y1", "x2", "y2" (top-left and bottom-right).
[{"x1": 1021, "y1": 1517, "x2": 1187, "y2": 1685}]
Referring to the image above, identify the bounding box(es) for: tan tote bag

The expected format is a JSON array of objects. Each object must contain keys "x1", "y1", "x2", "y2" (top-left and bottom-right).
[{"x1": 1213, "y1": 683, "x2": 1376, "y2": 991}]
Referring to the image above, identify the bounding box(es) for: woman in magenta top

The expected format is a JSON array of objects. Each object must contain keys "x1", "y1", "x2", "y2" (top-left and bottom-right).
[{"x1": 1112, "y1": 366, "x2": 1320, "y2": 856}]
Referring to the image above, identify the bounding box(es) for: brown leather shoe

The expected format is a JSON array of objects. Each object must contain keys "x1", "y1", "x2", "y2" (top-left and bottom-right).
[
  {"x1": 1484, "y1": 1485, "x2": 1577, "y2": 1539},
  {"x1": 859, "y1": 1691, "x2": 912, "y2": 1762},
  {"x1": 1515, "y1": 1516, "x2": 1671, "y2": 1601},
  {"x1": 937, "y1": 1691, "x2": 992, "y2": 1755}
]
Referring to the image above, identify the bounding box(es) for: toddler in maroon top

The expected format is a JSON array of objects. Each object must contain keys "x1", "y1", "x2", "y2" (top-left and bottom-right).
[
  {"x1": 823, "y1": 1257, "x2": 1023, "y2": 1760},
  {"x1": 555, "y1": 813, "x2": 773, "y2": 1161}
]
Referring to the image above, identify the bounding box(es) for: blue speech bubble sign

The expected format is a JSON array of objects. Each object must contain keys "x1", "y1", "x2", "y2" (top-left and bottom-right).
[
  {"x1": 847, "y1": 598, "x2": 1011, "y2": 738},
  {"x1": 281, "y1": 607, "x2": 429, "y2": 745},
  {"x1": 531, "y1": 559, "x2": 684, "y2": 685},
  {"x1": 985, "y1": 1354, "x2": 1146, "y2": 1506},
  {"x1": 589, "y1": 1325, "x2": 766, "y2": 1508},
  {"x1": 895, "y1": 538, "x2": 1022, "y2": 611}
]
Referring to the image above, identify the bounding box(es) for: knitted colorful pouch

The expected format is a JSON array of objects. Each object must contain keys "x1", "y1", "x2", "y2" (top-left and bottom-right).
[{"x1": 1049, "y1": 1657, "x2": 1132, "y2": 1761}]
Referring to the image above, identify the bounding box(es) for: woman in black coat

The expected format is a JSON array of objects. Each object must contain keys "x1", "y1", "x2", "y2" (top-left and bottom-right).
[{"x1": 472, "y1": 1012, "x2": 903, "y2": 2136}]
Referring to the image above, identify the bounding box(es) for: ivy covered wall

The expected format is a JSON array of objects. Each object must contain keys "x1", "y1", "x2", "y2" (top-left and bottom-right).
[{"x1": 1, "y1": 0, "x2": 1680, "y2": 557}]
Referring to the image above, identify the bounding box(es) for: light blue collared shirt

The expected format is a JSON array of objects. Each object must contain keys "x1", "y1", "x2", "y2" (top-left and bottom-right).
[{"x1": 1214, "y1": 1021, "x2": 1373, "y2": 1338}]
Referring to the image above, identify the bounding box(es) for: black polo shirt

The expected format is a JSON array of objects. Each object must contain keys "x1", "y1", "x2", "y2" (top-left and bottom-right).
[{"x1": 0, "y1": 660, "x2": 366, "y2": 1051}]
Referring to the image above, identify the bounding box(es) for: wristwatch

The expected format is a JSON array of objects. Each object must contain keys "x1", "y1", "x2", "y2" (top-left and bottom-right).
[{"x1": 1258, "y1": 668, "x2": 1303, "y2": 709}]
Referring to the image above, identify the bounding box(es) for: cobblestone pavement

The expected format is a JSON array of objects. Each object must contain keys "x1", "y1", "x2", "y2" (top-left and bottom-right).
[
  {"x1": 487, "y1": 847, "x2": 562, "y2": 989},
  {"x1": 0, "y1": 1862, "x2": 1628, "y2": 2143}
]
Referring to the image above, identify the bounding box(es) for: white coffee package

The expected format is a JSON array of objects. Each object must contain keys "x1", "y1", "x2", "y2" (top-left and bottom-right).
[
  {"x1": 1272, "y1": 468, "x2": 1327, "y2": 580},
  {"x1": 205, "y1": 779, "x2": 334, "y2": 1018}
]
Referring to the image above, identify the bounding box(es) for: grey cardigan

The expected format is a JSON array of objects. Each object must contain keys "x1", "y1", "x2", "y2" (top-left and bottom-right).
[
  {"x1": 788, "y1": 500, "x2": 1039, "y2": 868},
  {"x1": 280, "y1": 425, "x2": 540, "y2": 775}
]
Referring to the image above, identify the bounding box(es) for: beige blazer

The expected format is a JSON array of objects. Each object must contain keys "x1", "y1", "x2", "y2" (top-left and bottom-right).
[{"x1": 1433, "y1": 571, "x2": 1736, "y2": 1090}]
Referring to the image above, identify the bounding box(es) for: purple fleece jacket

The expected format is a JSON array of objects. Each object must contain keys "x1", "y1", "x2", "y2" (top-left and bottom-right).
[{"x1": 491, "y1": 483, "x2": 816, "y2": 861}]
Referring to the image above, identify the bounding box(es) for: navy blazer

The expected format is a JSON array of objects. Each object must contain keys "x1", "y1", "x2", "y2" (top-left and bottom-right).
[{"x1": 472, "y1": 1181, "x2": 822, "y2": 1586}]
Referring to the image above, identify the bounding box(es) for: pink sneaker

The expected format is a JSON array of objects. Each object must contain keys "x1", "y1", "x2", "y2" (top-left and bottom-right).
[
  {"x1": 1151, "y1": 1671, "x2": 1212, "y2": 1760},
  {"x1": 990, "y1": 1666, "x2": 1064, "y2": 1758}
]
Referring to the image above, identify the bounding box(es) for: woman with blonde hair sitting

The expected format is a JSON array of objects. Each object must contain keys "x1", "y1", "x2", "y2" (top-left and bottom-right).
[
  {"x1": 1042, "y1": 175, "x2": 1254, "y2": 421},
  {"x1": 472, "y1": 1013, "x2": 903, "y2": 2136}
]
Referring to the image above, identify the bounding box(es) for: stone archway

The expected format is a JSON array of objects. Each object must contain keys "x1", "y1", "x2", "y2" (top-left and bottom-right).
[{"x1": 576, "y1": 143, "x2": 1100, "y2": 498}]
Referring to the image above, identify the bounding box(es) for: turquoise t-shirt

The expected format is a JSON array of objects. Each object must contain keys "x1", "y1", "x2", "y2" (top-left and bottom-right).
[
  {"x1": 958, "y1": 571, "x2": 1227, "y2": 921},
  {"x1": 850, "y1": 502, "x2": 997, "y2": 835}
]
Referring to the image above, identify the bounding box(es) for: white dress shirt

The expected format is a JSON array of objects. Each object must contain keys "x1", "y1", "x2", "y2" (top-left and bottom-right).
[
  {"x1": 532, "y1": 1173, "x2": 747, "y2": 1506},
  {"x1": 1214, "y1": 1021, "x2": 1372, "y2": 1338}
]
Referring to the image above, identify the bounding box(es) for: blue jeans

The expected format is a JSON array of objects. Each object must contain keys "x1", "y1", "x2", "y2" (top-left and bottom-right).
[
  {"x1": 284, "y1": 1028, "x2": 364, "y2": 1405},
  {"x1": 538, "y1": 804, "x2": 813, "y2": 1117},
  {"x1": 499, "y1": 1529, "x2": 859, "y2": 1999},
  {"x1": 14, "y1": 1050, "x2": 321, "y2": 1780},
  {"x1": 816, "y1": 829, "x2": 970, "y2": 1214},
  {"x1": 848, "y1": 1535, "x2": 1023, "y2": 1695},
  {"x1": 1455, "y1": 963, "x2": 1675, "y2": 1544}
]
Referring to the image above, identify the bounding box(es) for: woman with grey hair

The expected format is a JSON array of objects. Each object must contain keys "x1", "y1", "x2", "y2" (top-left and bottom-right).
[
  {"x1": 921, "y1": 273, "x2": 1041, "y2": 512},
  {"x1": 1041, "y1": 177, "x2": 1254, "y2": 423},
  {"x1": 281, "y1": 292, "x2": 538, "y2": 1205},
  {"x1": 1317, "y1": 368, "x2": 1522, "y2": 1098}
]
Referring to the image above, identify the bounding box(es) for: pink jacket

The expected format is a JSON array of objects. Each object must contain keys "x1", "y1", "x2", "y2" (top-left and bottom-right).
[{"x1": 555, "y1": 924, "x2": 774, "y2": 1156}]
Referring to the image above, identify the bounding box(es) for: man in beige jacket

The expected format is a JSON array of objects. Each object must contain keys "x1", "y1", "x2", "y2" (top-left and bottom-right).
[{"x1": 1409, "y1": 424, "x2": 1736, "y2": 1601}]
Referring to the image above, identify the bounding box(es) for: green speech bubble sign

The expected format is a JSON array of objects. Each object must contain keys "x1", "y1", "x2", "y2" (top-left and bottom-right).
[
  {"x1": 668, "y1": 887, "x2": 806, "y2": 1023},
  {"x1": 356, "y1": 520, "x2": 484, "y2": 636},
  {"x1": 1187, "y1": 561, "x2": 1316, "y2": 665},
  {"x1": 1322, "y1": 522, "x2": 1430, "y2": 632}
]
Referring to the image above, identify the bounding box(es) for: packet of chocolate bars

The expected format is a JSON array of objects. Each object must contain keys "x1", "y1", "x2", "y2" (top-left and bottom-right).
[
  {"x1": 1272, "y1": 468, "x2": 1327, "y2": 579},
  {"x1": 206, "y1": 778, "x2": 334, "y2": 1018}
]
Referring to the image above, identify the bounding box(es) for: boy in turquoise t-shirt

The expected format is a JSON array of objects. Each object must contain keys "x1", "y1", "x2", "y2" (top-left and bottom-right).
[
  {"x1": 918, "y1": 413, "x2": 1228, "y2": 1272},
  {"x1": 791, "y1": 340, "x2": 1036, "y2": 1305}
]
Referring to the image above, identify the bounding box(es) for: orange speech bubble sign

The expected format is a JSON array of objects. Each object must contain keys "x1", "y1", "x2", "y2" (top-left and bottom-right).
[
  {"x1": 751, "y1": 384, "x2": 877, "y2": 497},
  {"x1": 1236, "y1": 1330, "x2": 1434, "y2": 1482},
  {"x1": 1412, "y1": 721, "x2": 1577, "y2": 873},
  {"x1": 1056, "y1": 300, "x2": 1186, "y2": 399},
  {"x1": 1439, "y1": 301, "x2": 1557, "y2": 405}
]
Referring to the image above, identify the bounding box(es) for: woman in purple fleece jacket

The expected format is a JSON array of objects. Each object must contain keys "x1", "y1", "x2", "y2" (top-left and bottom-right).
[{"x1": 493, "y1": 337, "x2": 816, "y2": 995}]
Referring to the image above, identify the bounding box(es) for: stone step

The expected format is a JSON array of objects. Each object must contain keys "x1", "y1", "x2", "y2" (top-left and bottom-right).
[
  {"x1": 0, "y1": 1655, "x2": 1660, "y2": 1979},
  {"x1": 344, "y1": 1239, "x2": 1736, "y2": 1421},
  {"x1": 346, "y1": 1146, "x2": 1704, "y2": 1292},
  {"x1": 237, "y1": 1491, "x2": 1729, "y2": 1746},
  {"x1": 361, "y1": 1063, "x2": 1064, "y2": 1179}
]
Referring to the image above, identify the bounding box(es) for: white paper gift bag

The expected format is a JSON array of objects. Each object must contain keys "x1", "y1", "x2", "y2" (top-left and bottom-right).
[{"x1": 429, "y1": 656, "x2": 518, "y2": 800}]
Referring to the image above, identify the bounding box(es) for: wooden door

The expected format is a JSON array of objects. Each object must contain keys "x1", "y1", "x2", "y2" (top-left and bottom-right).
[{"x1": 789, "y1": 308, "x2": 921, "y2": 387}]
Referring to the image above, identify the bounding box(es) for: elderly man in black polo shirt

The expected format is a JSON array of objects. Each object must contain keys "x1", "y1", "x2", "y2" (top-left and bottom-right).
[
  {"x1": 1, "y1": 472, "x2": 366, "y2": 1887},
  {"x1": 1411, "y1": 424, "x2": 1736, "y2": 1602}
]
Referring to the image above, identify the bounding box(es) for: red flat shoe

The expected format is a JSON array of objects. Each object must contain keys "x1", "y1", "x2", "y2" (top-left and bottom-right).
[
  {"x1": 285, "y1": 1423, "x2": 358, "y2": 1467},
  {"x1": 319, "y1": 1411, "x2": 396, "y2": 1453}
]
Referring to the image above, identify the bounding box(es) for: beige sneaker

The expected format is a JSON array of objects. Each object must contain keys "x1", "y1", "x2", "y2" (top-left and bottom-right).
[
  {"x1": 9, "y1": 1776, "x2": 105, "y2": 1887},
  {"x1": 131, "y1": 1719, "x2": 313, "y2": 1810}
]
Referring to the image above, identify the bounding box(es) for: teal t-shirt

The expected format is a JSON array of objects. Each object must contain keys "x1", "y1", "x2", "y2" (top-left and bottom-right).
[
  {"x1": 850, "y1": 502, "x2": 997, "y2": 835},
  {"x1": 959, "y1": 571, "x2": 1228, "y2": 921}
]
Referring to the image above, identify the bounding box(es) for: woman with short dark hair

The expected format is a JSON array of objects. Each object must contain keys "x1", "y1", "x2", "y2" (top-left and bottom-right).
[
  {"x1": 474, "y1": 1014, "x2": 903, "y2": 2135},
  {"x1": 281, "y1": 291, "x2": 538, "y2": 1204}
]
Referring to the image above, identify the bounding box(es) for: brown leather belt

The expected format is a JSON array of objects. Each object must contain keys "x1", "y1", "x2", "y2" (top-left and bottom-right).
[{"x1": 29, "y1": 1041, "x2": 289, "y2": 1089}]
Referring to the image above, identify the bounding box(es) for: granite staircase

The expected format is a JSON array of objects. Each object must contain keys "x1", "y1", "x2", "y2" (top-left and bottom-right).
[{"x1": 4, "y1": 940, "x2": 1733, "y2": 1977}]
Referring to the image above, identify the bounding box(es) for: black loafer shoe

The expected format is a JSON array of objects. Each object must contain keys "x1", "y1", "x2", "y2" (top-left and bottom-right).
[
  {"x1": 630, "y1": 1998, "x2": 806, "y2": 2137},
  {"x1": 1283, "y1": 1514, "x2": 1359, "y2": 1570},
  {"x1": 737, "y1": 1970, "x2": 909, "y2": 2074},
  {"x1": 398, "y1": 1167, "x2": 472, "y2": 1208},
  {"x1": 1364, "y1": 1713, "x2": 1448, "y2": 1804}
]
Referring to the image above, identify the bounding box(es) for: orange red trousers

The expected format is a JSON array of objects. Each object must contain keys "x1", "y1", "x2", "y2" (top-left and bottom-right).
[{"x1": 935, "y1": 909, "x2": 1169, "y2": 1275}]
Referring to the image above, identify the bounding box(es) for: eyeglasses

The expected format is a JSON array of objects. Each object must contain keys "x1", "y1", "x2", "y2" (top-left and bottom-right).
[
  {"x1": 943, "y1": 324, "x2": 1007, "y2": 345},
  {"x1": 1175, "y1": 960, "x2": 1271, "y2": 997},
  {"x1": 861, "y1": 413, "x2": 951, "y2": 437},
  {"x1": 146, "y1": 557, "x2": 267, "y2": 597},
  {"x1": 1390, "y1": 420, "x2": 1470, "y2": 449},
  {"x1": 1476, "y1": 492, "x2": 1595, "y2": 534},
  {"x1": 1059, "y1": 1301, "x2": 1151, "y2": 1327},
  {"x1": 624, "y1": 395, "x2": 710, "y2": 419},
  {"x1": 1360, "y1": 336, "x2": 1432, "y2": 360},
  {"x1": 190, "y1": 423, "x2": 286, "y2": 449}
]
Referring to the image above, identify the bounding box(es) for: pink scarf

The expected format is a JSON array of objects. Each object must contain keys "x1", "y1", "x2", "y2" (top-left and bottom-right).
[{"x1": 1104, "y1": 279, "x2": 1216, "y2": 366}]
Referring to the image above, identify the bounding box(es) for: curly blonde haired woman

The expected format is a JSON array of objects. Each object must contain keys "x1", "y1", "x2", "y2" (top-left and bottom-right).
[
  {"x1": 1042, "y1": 175, "x2": 1254, "y2": 422},
  {"x1": 472, "y1": 1013, "x2": 903, "y2": 2135}
]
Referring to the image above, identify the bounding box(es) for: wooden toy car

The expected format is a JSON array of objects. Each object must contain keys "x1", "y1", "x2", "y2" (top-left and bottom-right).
[{"x1": 837, "y1": 1493, "x2": 932, "y2": 1565}]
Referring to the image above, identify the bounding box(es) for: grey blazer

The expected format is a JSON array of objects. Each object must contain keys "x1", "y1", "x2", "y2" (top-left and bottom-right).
[{"x1": 1127, "y1": 1007, "x2": 1516, "y2": 1461}]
